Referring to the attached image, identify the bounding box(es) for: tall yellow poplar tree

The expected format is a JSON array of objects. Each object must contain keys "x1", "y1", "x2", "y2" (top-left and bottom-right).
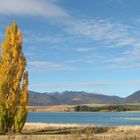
[{"x1": 0, "y1": 22, "x2": 28, "y2": 133}]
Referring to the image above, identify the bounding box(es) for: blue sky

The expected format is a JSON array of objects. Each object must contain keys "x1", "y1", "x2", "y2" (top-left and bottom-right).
[{"x1": 0, "y1": 0, "x2": 140, "y2": 97}]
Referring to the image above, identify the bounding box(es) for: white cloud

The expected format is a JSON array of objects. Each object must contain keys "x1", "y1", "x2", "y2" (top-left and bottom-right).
[
  {"x1": 30, "y1": 79, "x2": 140, "y2": 90},
  {"x1": 63, "y1": 19, "x2": 140, "y2": 70},
  {"x1": 24, "y1": 34, "x2": 64, "y2": 44},
  {"x1": 30, "y1": 81, "x2": 111, "y2": 89},
  {"x1": 0, "y1": 0, "x2": 68, "y2": 18},
  {"x1": 1, "y1": 0, "x2": 139, "y2": 51},
  {"x1": 65, "y1": 19, "x2": 140, "y2": 49},
  {"x1": 108, "y1": 57, "x2": 128, "y2": 63},
  {"x1": 74, "y1": 47, "x2": 95, "y2": 52},
  {"x1": 104, "y1": 45, "x2": 140, "y2": 70},
  {"x1": 125, "y1": 80, "x2": 140, "y2": 86},
  {"x1": 2, "y1": 0, "x2": 140, "y2": 71},
  {"x1": 28, "y1": 61, "x2": 75, "y2": 71}
]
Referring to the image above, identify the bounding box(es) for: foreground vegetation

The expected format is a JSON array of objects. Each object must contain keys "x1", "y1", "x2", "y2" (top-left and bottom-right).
[
  {"x1": 74, "y1": 104, "x2": 140, "y2": 112},
  {"x1": 0, "y1": 22, "x2": 28, "y2": 133},
  {"x1": 0, "y1": 123, "x2": 140, "y2": 140}
]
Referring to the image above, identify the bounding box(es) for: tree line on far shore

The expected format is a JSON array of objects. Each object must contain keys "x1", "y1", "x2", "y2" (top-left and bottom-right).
[{"x1": 74, "y1": 104, "x2": 140, "y2": 112}]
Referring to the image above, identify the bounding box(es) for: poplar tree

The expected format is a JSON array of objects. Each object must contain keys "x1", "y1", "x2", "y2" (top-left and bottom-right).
[{"x1": 0, "y1": 22, "x2": 28, "y2": 133}]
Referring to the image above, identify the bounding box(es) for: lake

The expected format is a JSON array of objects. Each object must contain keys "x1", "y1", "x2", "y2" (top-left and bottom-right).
[{"x1": 27, "y1": 112, "x2": 140, "y2": 126}]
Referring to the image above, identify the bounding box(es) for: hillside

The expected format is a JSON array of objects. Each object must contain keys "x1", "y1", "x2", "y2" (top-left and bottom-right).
[
  {"x1": 29, "y1": 90, "x2": 140, "y2": 106},
  {"x1": 29, "y1": 91, "x2": 124, "y2": 106},
  {"x1": 124, "y1": 90, "x2": 140, "y2": 103}
]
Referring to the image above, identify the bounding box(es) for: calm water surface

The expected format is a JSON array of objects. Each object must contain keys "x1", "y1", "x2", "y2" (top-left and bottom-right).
[{"x1": 27, "y1": 112, "x2": 140, "y2": 126}]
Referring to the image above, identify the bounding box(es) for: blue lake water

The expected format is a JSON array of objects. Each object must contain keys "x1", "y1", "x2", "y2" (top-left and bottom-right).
[{"x1": 27, "y1": 112, "x2": 140, "y2": 126}]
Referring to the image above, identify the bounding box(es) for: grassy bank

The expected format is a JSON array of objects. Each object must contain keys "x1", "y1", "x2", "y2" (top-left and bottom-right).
[
  {"x1": 0, "y1": 123, "x2": 140, "y2": 140},
  {"x1": 29, "y1": 105, "x2": 74, "y2": 112}
]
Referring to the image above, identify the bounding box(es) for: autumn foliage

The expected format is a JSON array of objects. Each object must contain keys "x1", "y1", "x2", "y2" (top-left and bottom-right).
[{"x1": 0, "y1": 22, "x2": 28, "y2": 133}]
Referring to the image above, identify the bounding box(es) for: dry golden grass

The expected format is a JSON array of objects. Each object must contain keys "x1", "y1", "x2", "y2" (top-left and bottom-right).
[
  {"x1": 28, "y1": 104, "x2": 106, "y2": 112},
  {"x1": 82, "y1": 104, "x2": 107, "y2": 107},
  {"x1": 29, "y1": 105, "x2": 74, "y2": 112},
  {"x1": 110, "y1": 125, "x2": 140, "y2": 133},
  {"x1": 0, "y1": 123, "x2": 140, "y2": 140}
]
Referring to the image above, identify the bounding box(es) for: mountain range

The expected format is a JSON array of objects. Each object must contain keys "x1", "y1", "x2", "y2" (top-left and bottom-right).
[{"x1": 29, "y1": 90, "x2": 140, "y2": 106}]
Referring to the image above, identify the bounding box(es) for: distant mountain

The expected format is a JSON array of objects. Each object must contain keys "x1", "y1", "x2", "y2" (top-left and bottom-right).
[
  {"x1": 124, "y1": 90, "x2": 140, "y2": 103},
  {"x1": 29, "y1": 91, "x2": 123, "y2": 106},
  {"x1": 29, "y1": 91, "x2": 60, "y2": 106},
  {"x1": 29, "y1": 90, "x2": 140, "y2": 106}
]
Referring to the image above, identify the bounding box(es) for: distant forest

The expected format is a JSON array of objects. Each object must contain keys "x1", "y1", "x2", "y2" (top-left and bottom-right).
[{"x1": 74, "y1": 104, "x2": 140, "y2": 112}]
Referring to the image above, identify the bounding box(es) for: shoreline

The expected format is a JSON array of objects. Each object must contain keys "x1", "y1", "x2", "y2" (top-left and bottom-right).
[
  {"x1": 24, "y1": 122, "x2": 140, "y2": 127},
  {"x1": 29, "y1": 110, "x2": 140, "y2": 113},
  {"x1": 28, "y1": 105, "x2": 140, "y2": 113}
]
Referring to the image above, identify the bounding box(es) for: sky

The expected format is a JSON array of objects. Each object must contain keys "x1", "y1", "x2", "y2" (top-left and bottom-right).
[{"x1": 0, "y1": 0, "x2": 140, "y2": 97}]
